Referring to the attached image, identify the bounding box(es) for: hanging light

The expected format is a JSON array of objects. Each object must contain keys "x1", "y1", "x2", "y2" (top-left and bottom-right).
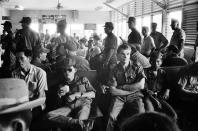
[{"x1": 15, "y1": 5, "x2": 24, "y2": 10}]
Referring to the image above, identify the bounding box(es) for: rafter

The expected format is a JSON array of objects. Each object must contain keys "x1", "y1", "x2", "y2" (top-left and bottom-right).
[{"x1": 151, "y1": 0, "x2": 168, "y2": 10}]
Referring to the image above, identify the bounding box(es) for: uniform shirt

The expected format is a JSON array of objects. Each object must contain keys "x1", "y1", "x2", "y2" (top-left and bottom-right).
[
  {"x1": 128, "y1": 28, "x2": 142, "y2": 45},
  {"x1": 141, "y1": 36, "x2": 156, "y2": 56},
  {"x1": 61, "y1": 75, "x2": 96, "y2": 104},
  {"x1": 170, "y1": 28, "x2": 186, "y2": 51},
  {"x1": 1, "y1": 30, "x2": 15, "y2": 68},
  {"x1": 108, "y1": 61, "x2": 145, "y2": 101},
  {"x1": 150, "y1": 31, "x2": 168, "y2": 49},
  {"x1": 103, "y1": 32, "x2": 117, "y2": 64},
  {"x1": 15, "y1": 28, "x2": 41, "y2": 51},
  {"x1": 12, "y1": 64, "x2": 48, "y2": 109}
]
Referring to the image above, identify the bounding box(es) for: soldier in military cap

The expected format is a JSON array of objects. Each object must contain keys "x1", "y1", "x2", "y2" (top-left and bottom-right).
[
  {"x1": 170, "y1": 19, "x2": 186, "y2": 57},
  {"x1": 14, "y1": 17, "x2": 41, "y2": 58},
  {"x1": 47, "y1": 57, "x2": 95, "y2": 130}
]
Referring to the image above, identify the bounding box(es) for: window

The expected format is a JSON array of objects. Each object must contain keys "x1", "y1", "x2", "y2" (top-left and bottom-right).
[
  {"x1": 153, "y1": 13, "x2": 162, "y2": 32},
  {"x1": 30, "y1": 23, "x2": 39, "y2": 33},
  {"x1": 43, "y1": 23, "x2": 56, "y2": 35},
  {"x1": 136, "y1": 17, "x2": 142, "y2": 33},
  {"x1": 96, "y1": 24, "x2": 105, "y2": 40},
  {"x1": 142, "y1": 15, "x2": 151, "y2": 33},
  {"x1": 70, "y1": 24, "x2": 84, "y2": 38},
  {"x1": 121, "y1": 20, "x2": 128, "y2": 40}
]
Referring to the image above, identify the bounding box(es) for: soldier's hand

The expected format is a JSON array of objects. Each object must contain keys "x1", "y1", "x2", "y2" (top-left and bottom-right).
[{"x1": 58, "y1": 85, "x2": 70, "y2": 97}]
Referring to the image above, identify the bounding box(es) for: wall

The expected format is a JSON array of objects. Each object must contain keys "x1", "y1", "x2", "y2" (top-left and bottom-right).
[
  {"x1": 0, "y1": 6, "x2": 10, "y2": 34},
  {"x1": 10, "y1": 10, "x2": 110, "y2": 31}
]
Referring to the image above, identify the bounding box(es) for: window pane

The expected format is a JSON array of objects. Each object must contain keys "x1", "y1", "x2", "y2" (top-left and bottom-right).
[
  {"x1": 70, "y1": 24, "x2": 84, "y2": 38},
  {"x1": 121, "y1": 20, "x2": 127, "y2": 40},
  {"x1": 136, "y1": 17, "x2": 142, "y2": 33},
  {"x1": 142, "y1": 15, "x2": 151, "y2": 33},
  {"x1": 153, "y1": 13, "x2": 162, "y2": 32},
  {"x1": 30, "y1": 23, "x2": 39, "y2": 33},
  {"x1": 43, "y1": 23, "x2": 56, "y2": 35}
]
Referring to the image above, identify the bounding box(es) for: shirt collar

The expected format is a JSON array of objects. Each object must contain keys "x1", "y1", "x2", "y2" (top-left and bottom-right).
[{"x1": 19, "y1": 64, "x2": 33, "y2": 76}]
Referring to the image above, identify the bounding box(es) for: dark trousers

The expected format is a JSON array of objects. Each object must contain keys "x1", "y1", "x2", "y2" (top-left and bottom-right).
[{"x1": 106, "y1": 97, "x2": 145, "y2": 131}]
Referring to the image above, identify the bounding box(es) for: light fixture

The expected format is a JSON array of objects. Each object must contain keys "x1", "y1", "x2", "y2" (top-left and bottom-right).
[{"x1": 15, "y1": 5, "x2": 24, "y2": 10}]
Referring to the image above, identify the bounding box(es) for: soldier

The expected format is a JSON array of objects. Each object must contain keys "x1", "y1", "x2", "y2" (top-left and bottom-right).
[
  {"x1": 47, "y1": 57, "x2": 95, "y2": 130},
  {"x1": 170, "y1": 19, "x2": 186, "y2": 57}
]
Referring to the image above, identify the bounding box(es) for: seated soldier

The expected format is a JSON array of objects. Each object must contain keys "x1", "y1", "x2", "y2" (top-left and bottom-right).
[
  {"x1": 47, "y1": 57, "x2": 96, "y2": 130},
  {"x1": 0, "y1": 78, "x2": 45, "y2": 131},
  {"x1": 31, "y1": 46, "x2": 52, "y2": 73},
  {"x1": 106, "y1": 44, "x2": 145, "y2": 131},
  {"x1": 121, "y1": 112, "x2": 180, "y2": 131},
  {"x1": 161, "y1": 45, "x2": 188, "y2": 67}
]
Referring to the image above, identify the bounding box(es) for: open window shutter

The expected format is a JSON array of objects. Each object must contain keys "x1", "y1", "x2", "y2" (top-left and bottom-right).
[
  {"x1": 168, "y1": 0, "x2": 183, "y2": 9},
  {"x1": 143, "y1": 0, "x2": 152, "y2": 15},
  {"x1": 135, "y1": 0, "x2": 143, "y2": 16},
  {"x1": 183, "y1": 2, "x2": 198, "y2": 45},
  {"x1": 129, "y1": 1, "x2": 135, "y2": 16}
]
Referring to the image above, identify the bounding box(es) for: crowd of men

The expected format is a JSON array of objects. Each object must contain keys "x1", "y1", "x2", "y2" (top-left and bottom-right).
[{"x1": 0, "y1": 15, "x2": 198, "y2": 131}]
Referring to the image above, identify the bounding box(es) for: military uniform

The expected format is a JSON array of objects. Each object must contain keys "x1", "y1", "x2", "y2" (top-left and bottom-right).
[
  {"x1": 106, "y1": 61, "x2": 145, "y2": 131},
  {"x1": 170, "y1": 28, "x2": 186, "y2": 57},
  {"x1": 47, "y1": 75, "x2": 95, "y2": 125}
]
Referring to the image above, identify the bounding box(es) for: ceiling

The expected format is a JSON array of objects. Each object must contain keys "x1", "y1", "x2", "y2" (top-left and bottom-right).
[{"x1": 1, "y1": 0, "x2": 130, "y2": 11}]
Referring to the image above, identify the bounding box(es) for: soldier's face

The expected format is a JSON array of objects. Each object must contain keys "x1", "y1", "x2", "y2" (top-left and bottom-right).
[
  {"x1": 63, "y1": 66, "x2": 76, "y2": 81},
  {"x1": 128, "y1": 21, "x2": 135, "y2": 29},
  {"x1": 16, "y1": 52, "x2": 31, "y2": 69},
  {"x1": 104, "y1": 27, "x2": 112, "y2": 34},
  {"x1": 151, "y1": 24, "x2": 157, "y2": 32},
  {"x1": 171, "y1": 22, "x2": 177, "y2": 30},
  {"x1": 118, "y1": 49, "x2": 131, "y2": 64}
]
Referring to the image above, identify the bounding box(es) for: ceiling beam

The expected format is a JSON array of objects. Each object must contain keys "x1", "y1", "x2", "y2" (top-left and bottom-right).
[{"x1": 103, "y1": 2, "x2": 128, "y2": 18}]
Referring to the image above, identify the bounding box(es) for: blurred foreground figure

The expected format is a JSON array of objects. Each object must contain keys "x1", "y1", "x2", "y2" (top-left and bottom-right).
[
  {"x1": 0, "y1": 78, "x2": 45, "y2": 131},
  {"x1": 121, "y1": 112, "x2": 180, "y2": 131}
]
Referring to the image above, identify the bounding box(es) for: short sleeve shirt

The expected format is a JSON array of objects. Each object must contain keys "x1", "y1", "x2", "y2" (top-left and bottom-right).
[
  {"x1": 103, "y1": 32, "x2": 118, "y2": 64},
  {"x1": 170, "y1": 28, "x2": 186, "y2": 48},
  {"x1": 128, "y1": 29, "x2": 142, "y2": 45},
  {"x1": 141, "y1": 36, "x2": 156, "y2": 56},
  {"x1": 108, "y1": 61, "x2": 145, "y2": 101},
  {"x1": 150, "y1": 31, "x2": 168, "y2": 49},
  {"x1": 12, "y1": 65, "x2": 48, "y2": 109},
  {"x1": 65, "y1": 75, "x2": 96, "y2": 94}
]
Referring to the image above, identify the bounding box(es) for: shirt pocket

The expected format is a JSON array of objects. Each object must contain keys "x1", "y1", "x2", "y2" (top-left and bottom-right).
[{"x1": 28, "y1": 81, "x2": 37, "y2": 98}]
